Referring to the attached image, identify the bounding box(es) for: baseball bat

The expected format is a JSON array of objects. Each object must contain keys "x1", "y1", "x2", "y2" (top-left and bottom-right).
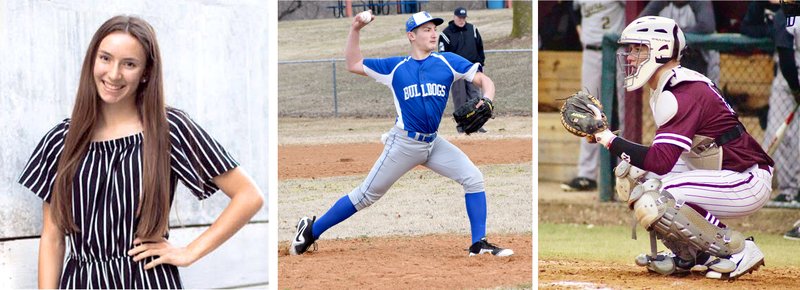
[{"x1": 766, "y1": 102, "x2": 800, "y2": 156}]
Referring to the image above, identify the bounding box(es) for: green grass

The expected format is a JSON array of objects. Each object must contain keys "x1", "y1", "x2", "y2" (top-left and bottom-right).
[{"x1": 539, "y1": 223, "x2": 800, "y2": 267}]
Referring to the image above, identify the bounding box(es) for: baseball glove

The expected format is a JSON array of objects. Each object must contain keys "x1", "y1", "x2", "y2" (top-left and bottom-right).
[
  {"x1": 453, "y1": 96, "x2": 494, "y2": 135},
  {"x1": 560, "y1": 91, "x2": 608, "y2": 143}
]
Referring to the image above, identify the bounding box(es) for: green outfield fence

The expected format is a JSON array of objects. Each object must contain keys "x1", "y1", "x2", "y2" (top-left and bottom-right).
[{"x1": 600, "y1": 33, "x2": 775, "y2": 202}]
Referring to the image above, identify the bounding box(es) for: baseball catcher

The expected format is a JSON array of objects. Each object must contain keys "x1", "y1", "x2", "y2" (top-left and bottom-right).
[
  {"x1": 561, "y1": 16, "x2": 773, "y2": 280},
  {"x1": 289, "y1": 11, "x2": 512, "y2": 257}
]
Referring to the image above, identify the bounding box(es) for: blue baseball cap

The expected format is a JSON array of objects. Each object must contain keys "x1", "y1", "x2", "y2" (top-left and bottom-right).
[{"x1": 405, "y1": 11, "x2": 444, "y2": 32}]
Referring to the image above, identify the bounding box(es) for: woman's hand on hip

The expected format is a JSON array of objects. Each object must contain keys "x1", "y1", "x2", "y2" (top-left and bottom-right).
[{"x1": 128, "y1": 237, "x2": 198, "y2": 270}]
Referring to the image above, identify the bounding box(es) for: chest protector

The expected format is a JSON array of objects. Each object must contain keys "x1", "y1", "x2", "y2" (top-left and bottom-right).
[{"x1": 650, "y1": 67, "x2": 732, "y2": 171}]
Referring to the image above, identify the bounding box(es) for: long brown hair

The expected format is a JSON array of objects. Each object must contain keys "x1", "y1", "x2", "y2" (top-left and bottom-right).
[{"x1": 52, "y1": 15, "x2": 171, "y2": 238}]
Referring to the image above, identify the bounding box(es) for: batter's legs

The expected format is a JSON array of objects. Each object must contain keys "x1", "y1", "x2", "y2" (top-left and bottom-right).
[
  {"x1": 576, "y1": 138, "x2": 599, "y2": 179},
  {"x1": 763, "y1": 71, "x2": 800, "y2": 201}
]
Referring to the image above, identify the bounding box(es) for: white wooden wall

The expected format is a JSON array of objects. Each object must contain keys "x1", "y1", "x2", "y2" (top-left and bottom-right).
[{"x1": 0, "y1": 0, "x2": 270, "y2": 288}]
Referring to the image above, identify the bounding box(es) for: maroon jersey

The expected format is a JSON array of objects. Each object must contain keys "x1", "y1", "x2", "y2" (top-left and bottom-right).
[{"x1": 649, "y1": 75, "x2": 774, "y2": 173}]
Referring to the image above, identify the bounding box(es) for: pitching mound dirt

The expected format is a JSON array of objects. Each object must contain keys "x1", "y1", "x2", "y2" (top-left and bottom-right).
[
  {"x1": 539, "y1": 259, "x2": 800, "y2": 289},
  {"x1": 279, "y1": 234, "x2": 532, "y2": 289},
  {"x1": 278, "y1": 138, "x2": 532, "y2": 179}
]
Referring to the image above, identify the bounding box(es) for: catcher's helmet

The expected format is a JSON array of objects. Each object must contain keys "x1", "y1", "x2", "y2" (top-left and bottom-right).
[{"x1": 617, "y1": 16, "x2": 686, "y2": 91}]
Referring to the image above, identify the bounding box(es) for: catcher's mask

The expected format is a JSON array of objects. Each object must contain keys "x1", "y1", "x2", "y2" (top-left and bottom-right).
[{"x1": 617, "y1": 16, "x2": 686, "y2": 91}]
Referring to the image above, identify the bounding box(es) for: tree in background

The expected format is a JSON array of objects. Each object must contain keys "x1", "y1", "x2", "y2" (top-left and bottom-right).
[{"x1": 511, "y1": 1, "x2": 532, "y2": 38}]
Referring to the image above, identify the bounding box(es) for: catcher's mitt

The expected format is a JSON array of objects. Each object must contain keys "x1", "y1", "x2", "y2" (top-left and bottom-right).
[
  {"x1": 560, "y1": 91, "x2": 608, "y2": 142},
  {"x1": 453, "y1": 96, "x2": 494, "y2": 135}
]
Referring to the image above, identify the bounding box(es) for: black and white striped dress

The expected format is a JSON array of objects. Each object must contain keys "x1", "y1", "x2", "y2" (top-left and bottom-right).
[{"x1": 18, "y1": 109, "x2": 239, "y2": 289}]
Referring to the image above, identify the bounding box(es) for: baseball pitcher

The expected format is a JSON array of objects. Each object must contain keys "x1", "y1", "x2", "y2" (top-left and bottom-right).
[{"x1": 290, "y1": 11, "x2": 511, "y2": 257}]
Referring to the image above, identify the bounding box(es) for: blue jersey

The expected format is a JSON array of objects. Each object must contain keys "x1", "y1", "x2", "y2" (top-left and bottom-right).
[{"x1": 363, "y1": 52, "x2": 480, "y2": 134}]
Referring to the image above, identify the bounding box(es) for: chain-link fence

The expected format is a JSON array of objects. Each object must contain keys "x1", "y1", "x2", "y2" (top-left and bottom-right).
[{"x1": 278, "y1": 49, "x2": 533, "y2": 118}]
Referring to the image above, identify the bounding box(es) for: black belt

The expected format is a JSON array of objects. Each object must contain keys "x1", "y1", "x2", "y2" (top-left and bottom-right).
[
  {"x1": 715, "y1": 123, "x2": 745, "y2": 146},
  {"x1": 585, "y1": 44, "x2": 602, "y2": 51}
]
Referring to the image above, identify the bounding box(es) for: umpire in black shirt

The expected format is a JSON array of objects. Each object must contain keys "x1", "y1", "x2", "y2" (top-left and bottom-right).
[{"x1": 439, "y1": 7, "x2": 487, "y2": 133}]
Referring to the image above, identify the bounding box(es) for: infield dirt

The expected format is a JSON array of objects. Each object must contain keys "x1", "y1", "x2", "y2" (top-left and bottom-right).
[
  {"x1": 539, "y1": 259, "x2": 800, "y2": 289},
  {"x1": 279, "y1": 234, "x2": 532, "y2": 289},
  {"x1": 277, "y1": 117, "x2": 533, "y2": 289}
]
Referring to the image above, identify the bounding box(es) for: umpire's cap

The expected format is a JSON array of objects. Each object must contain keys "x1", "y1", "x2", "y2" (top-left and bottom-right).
[{"x1": 406, "y1": 11, "x2": 444, "y2": 32}]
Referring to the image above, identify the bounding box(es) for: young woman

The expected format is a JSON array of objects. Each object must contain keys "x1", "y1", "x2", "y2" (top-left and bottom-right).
[{"x1": 17, "y1": 15, "x2": 264, "y2": 288}]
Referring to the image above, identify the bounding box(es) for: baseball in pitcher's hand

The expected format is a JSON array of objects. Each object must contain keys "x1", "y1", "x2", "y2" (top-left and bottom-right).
[{"x1": 352, "y1": 10, "x2": 374, "y2": 30}]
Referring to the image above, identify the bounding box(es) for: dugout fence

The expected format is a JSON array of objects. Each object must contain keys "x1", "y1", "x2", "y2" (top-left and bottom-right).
[{"x1": 599, "y1": 33, "x2": 774, "y2": 202}]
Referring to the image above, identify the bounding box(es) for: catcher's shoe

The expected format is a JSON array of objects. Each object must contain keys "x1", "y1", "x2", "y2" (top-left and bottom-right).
[
  {"x1": 637, "y1": 251, "x2": 735, "y2": 276},
  {"x1": 468, "y1": 238, "x2": 513, "y2": 257},
  {"x1": 705, "y1": 238, "x2": 765, "y2": 280},
  {"x1": 636, "y1": 252, "x2": 688, "y2": 276},
  {"x1": 689, "y1": 252, "x2": 736, "y2": 274},
  {"x1": 290, "y1": 216, "x2": 317, "y2": 255}
]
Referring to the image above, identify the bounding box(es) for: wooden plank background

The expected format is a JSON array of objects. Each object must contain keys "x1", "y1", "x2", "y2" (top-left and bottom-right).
[{"x1": 537, "y1": 51, "x2": 773, "y2": 112}]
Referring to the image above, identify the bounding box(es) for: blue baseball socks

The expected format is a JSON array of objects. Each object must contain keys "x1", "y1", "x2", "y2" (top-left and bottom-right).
[
  {"x1": 465, "y1": 191, "x2": 487, "y2": 244},
  {"x1": 311, "y1": 195, "x2": 357, "y2": 239}
]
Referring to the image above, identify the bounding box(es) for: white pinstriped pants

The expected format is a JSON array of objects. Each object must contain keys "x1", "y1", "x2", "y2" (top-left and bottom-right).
[{"x1": 648, "y1": 160, "x2": 772, "y2": 219}]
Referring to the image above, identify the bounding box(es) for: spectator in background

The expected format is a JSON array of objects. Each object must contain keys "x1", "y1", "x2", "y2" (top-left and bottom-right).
[
  {"x1": 776, "y1": 0, "x2": 800, "y2": 240},
  {"x1": 561, "y1": 0, "x2": 625, "y2": 192},
  {"x1": 639, "y1": 0, "x2": 720, "y2": 84},
  {"x1": 439, "y1": 7, "x2": 487, "y2": 133},
  {"x1": 539, "y1": 0, "x2": 582, "y2": 51},
  {"x1": 741, "y1": 0, "x2": 800, "y2": 208}
]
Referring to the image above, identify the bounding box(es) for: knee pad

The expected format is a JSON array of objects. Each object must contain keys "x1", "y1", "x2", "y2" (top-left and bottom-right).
[
  {"x1": 631, "y1": 179, "x2": 665, "y2": 228},
  {"x1": 649, "y1": 192, "x2": 745, "y2": 258},
  {"x1": 615, "y1": 161, "x2": 648, "y2": 203}
]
